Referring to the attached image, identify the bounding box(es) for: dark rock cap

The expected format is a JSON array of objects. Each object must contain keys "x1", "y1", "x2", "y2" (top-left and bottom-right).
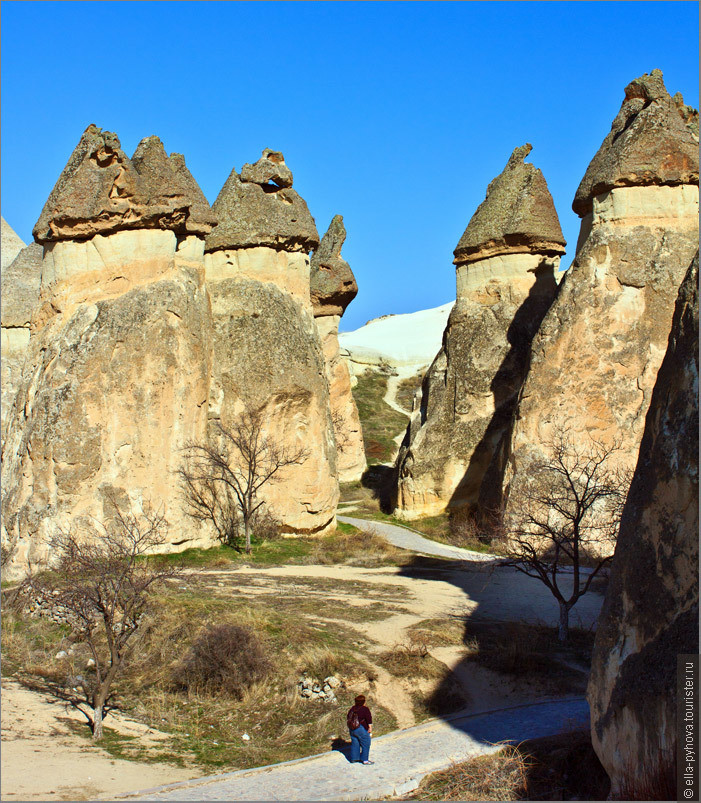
[
  {"x1": 1, "y1": 242, "x2": 43, "y2": 327},
  {"x1": 453, "y1": 144, "x2": 566, "y2": 264},
  {"x1": 33, "y1": 125, "x2": 216, "y2": 242},
  {"x1": 310, "y1": 215, "x2": 358, "y2": 317},
  {"x1": 573, "y1": 70, "x2": 700, "y2": 217},
  {"x1": 240, "y1": 149, "x2": 294, "y2": 189},
  {"x1": 131, "y1": 136, "x2": 217, "y2": 235},
  {"x1": 204, "y1": 153, "x2": 319, "y2": 253}
]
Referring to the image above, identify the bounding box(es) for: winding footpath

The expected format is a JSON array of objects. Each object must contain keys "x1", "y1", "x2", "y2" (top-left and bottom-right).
[
  {"x1": 114, "y1": 517, "x2": 600, "y2": 801},
  {"x1": 117, "y1": 698, "x2": 589, "y2": 801}
]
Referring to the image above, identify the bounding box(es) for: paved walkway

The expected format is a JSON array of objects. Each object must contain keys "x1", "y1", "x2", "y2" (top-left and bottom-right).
[
  {"x1": 338, "y1": 515, "x2": 498, "y2": 562},
  {"x1": 117, "y1": 698, "x2": 589, "y2": 801}
]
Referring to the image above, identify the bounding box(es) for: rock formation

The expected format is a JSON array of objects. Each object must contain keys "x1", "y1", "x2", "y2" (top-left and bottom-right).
[
  {"x1": 1, "y1": 229, "x2": 42, "y2": 440},
  {"x1": 204, "y1": 150, "x2": 339, "y2": 533},
  {"x1": 310, "y1": 215, "x2": 366, "y2": 482},
  {"x1": 394, "y1": 145, "x2": 565, "y2": 519},
  {"x1": 1, "y1": 126, "x2": 217, "y2": 578},
  {"x1": 504, "y1": 71, "x2": 699, "y2": 516},
  {"x1": 587, "y1": 252, "x2": 699, "y2": 797}
]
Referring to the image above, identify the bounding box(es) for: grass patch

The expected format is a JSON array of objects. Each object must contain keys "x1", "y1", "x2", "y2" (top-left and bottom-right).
[{"x1": 351, "y1": 369, "x2": 409, "y2": 464}]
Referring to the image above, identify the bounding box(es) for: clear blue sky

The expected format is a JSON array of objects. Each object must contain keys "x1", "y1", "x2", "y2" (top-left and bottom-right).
[{"x1": 2, "y1": 1, "x2": 698, "y2": 330}]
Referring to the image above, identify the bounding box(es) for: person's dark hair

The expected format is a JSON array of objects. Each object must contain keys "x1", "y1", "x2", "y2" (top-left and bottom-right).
[{"x1": 354, "y1": 694, "x2": 366, "y2": 706}]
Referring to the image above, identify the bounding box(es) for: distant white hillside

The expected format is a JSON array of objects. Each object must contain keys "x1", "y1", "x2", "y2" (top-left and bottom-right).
[{"x1": 339, "y1": 302, "x2": 453, "y2": 371}]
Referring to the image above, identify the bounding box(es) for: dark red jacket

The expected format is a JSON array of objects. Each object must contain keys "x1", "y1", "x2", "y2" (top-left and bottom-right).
[{"x1": 348, "y1": 704, "x2": 372, "y2": 730}]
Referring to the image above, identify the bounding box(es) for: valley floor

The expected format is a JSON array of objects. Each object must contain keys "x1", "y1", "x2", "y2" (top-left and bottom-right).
[{"x1": 1, "y1": 519, "x2": 603, "y2": 801}]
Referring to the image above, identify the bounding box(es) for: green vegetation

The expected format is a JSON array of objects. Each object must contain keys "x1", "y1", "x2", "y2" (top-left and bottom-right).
[
  {"x1": 142, "y1": 521, "x2": 409, "y2": 570},
  {"x1": 350, "y1": 369, "x2": 409, "y2": 463}
]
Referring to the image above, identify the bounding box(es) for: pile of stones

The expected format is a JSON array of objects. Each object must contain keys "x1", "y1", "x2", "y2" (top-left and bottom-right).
[{"x1": 297, "y1": 673, "x2": 341, "y2": 702}]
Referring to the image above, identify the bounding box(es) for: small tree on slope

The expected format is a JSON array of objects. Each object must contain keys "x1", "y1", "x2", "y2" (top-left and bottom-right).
[
  {"x1": 500, "y1": 433, "x2": 629, "y2": 642},
  {"x1": 23, "y1": 498, "x2": 180, "y2": 740}
]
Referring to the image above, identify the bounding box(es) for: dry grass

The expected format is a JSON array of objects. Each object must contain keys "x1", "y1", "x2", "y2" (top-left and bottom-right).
[
  {"x1": 395, "y1": 373, "x2": 424, "y2": 412},
  {"x1": 406, "y1": 730, "x2": 610, "y2": 801},
  {"x1": 408, "y1": 745, "x2": 531, "y2": 800},
  {"x1": 2, "y1": 583, "x2": 397, "y2": 771}
]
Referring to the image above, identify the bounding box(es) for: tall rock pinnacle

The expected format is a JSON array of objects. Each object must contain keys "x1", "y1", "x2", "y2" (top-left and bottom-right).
[
  {"x1": 504, "y1": 70, "x2": 699, "y2": 537},
  {"x1": 311, "y1": 215, "x2": 366, "y2": 483},
  {"x1": 394, "y1": 145, "x2": 562, "y2": 520}
]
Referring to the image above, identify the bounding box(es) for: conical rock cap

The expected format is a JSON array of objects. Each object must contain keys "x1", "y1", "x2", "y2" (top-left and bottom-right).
[
  {"x1": 33, "y1": 125, "x2": 148, "y2": 242},
  {"x1": 33, "y1": 126, "x2": 217, "y2": 242},
  {"x1": 1, "y1": 217, "x2": 26, "y2": 269},
  {"x1": 205, "y1": 150, "x2": 319, "y2": 253},
  {"x1": 131, "y1": 136, "x2": 217, "y2": 234},
  {"x1": 311, "y1": 215, "x2": 358, "y2": 316},
  {"x1": 573, "y1": 70, "x2": 699, "y2": 217},
  {"x1": 454, "y1": 144, "x2": 566, "y2": 264}
]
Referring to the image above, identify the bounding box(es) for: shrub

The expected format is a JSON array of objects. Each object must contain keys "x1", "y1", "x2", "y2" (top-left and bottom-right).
[
  {"x1": 174, "y1": 623, "x2": 271, "y2": 698},
  {"x1": 251, "y1": 508, "x2": 281, "y2": 542}
]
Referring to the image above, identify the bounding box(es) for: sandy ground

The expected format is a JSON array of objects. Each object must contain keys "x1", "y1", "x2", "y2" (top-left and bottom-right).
[
  {"x1": 0, "y1": 679, "x2": 194, "y2": 801},
  {"x1": 2, "y1": 560, "x2": 586, "y2": 800}
]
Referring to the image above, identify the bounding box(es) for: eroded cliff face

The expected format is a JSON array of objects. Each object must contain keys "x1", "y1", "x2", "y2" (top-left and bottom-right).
[
  {"x1": 1, "y1": 127, "x2": 217, "y2": 578},
  {"x1": 1, "y1": 225, "x2": 42, "y2": 441},
  {"x1": 587, "y1": 252, "x2": 699, "y2": 797},
  {"x1": 504, "y1": 72, "x2": 699, "y2": 510},
  {"x1": 204, "y1": 151, "x2": 339, "y2": 534},
  {"x1": 311, "y1": 216, "x2": 366, "y2": 483},
  {"x1": 394, "y1": 145, "x2": 565, "y2": 519}
]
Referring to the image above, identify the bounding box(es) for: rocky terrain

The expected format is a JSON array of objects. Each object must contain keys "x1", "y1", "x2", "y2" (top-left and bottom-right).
[{"x1": 394, "y1": 144, "x2": 566, "y2": 520}]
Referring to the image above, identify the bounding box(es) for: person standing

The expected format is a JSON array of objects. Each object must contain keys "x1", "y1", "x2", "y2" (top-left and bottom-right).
[{"x1": 347, "y1": 694, "x2": 374, "y2": 764}]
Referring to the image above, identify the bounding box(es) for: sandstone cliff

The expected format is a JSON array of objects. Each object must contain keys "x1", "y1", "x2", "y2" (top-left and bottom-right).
[
  {"x1": 587, "y1": 252, "x2": 699, "y2": 797},
  {"x1": 394, "y1": 145, "x2": 565, "y2": 519},
  {"x1": 311, "y1": 215, "x2": 366, "y2": 482},
  {"x1": 204, "y1": 150, "x2": 339, "y2": 533},
  {"x1": 1, "y1": 127, "x2": 217, "y2": 578},
  {"x1": 1, "y1": 235, "x2": 42, "y2": 440},
  {"x1": 504, "y1": 71, "x2": 699, "y2": 515}
]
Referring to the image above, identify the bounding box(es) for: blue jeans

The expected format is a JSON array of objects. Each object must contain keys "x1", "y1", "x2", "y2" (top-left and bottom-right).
[{"x1": 349, "y1": 725, "x2": 371, "y2": 762}]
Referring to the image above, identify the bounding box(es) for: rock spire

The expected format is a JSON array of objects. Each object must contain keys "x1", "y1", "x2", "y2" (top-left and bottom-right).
[
  {"x1": 310, "y1": 215, "x2": 358, "y2": 316},
  {"x1": 503, "y1": 71, "x2": 699, "y2": 531},
  {"x1": 394, "y1": 145, "x2": 562, "y2": 519},
  {"x1": 311, "y1": 216, "x2": 366, "y2": 482}
]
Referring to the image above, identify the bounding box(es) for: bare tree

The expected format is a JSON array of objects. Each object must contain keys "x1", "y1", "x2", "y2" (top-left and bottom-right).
[
  {"x1": 22, "y1": 498, "x2": 180, "y2": 740},
  {"x1": 180, "y1": 405, "x2": 308, "y2": 553},
  {"x1": 500, "y1": 433, "x2": 630, "y2": 642}
]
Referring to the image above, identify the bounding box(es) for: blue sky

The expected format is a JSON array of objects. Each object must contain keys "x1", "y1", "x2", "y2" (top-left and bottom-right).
[{"x1": 1, "y1": 1, "x2": 698, "y2": 330}]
